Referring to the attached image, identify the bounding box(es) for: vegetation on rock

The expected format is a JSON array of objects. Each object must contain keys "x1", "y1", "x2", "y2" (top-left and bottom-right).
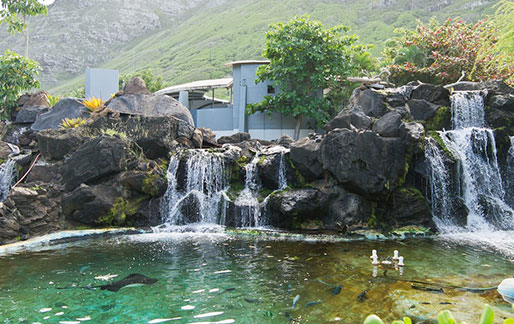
[
  {"x1": 60, "y1": 117, "x2": 85, "y2": 129},
  {"x1": 384, "y1": 17, "x2": 514, "y2": 85}
]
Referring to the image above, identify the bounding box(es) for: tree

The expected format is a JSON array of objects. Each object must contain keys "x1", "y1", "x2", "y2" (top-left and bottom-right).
[
  {"x1": 383, "y1": 18, "x2": 514, "y2": 86},
  {"x1": 248, "y1": 15, "x2": 371, "y2": 140},
  {"x1": 0, "y1": 0, "x2": 48, "y2": 57},
  {"x1": 0, "y1": 49, "x2": 41, "y2": 119}
]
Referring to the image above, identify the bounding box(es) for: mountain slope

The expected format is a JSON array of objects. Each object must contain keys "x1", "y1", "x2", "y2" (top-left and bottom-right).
[{"x1": 0, "y1": 0, "x2": 498, "y2": 94}]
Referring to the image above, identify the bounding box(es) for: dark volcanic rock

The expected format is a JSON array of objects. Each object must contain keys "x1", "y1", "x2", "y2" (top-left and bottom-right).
[
  {"x1": 320, "y1": 129, "x2": 407, "y2": 196},
  {"x1": 0, "y1": 185, "x2": 62, "y2": 243},
  {"x1": 218, "y1": 132, "x2": 251, "y2": 145},
  {"x1": 62, "y1": 136, "x2": 130, "y2": 191},
  {"x1": 31, "y1": 98, "x2": 89, "y2": 131},
  {"x1": 123, "y1": 77, "x2": 151, "y2": 95},
  {"x1": 289, "y1": 134, "x2": 323, "y2": 181},
  {"x1": 15, "y1": 106, "x2": 49, "y2": 124},
  {"x1": 325, "y1": 108, "x2": 372, "y2": 131},
  {"x1": 257, "y1": 148, "x2": 296, "y2": 189},
  {"x1": 18, "y1": 90, "x2": 50, "y2": 108},
  {"x1": 88, "y1": 115, "x2": 195, "y2": 159},
  {"x1": 411, "y1": 83, "x2": 450, "y2": 106},
  {"x1": 407, "y1": 99, "x2": 442, "y2": 121},
  {"x1": 388, "y1": 188, "x2": 433, "y2": 228},
  {"x1": 106, "y1": 94, "x2": 194, "y2": 126},
  {"x1": 326, "y1": 192, "x2": 371, "y2": 230},
  {"x1": 199, "y1": 128, "x2": 218, "y2": 147},
  {"x1": 267, "y1": 188, "x2": 330, "y2": 228},
  {"x1": 276, "y1": 135, "x2": 294, "y2": 147},
  {"x1": 62, "y1": 183, "x2": 123, "y2": 225},
  {"x1": 372, "y1": 111, "x2": 402, "y2": 137},
  {"x1": 350, "y1": 88, "x2": 388, "y2": 118},
  {"x1": 130, "y1": 198, "x2": 163, "y2": 227},
  {"x1": 36, "y1": 128, "x2": 86, "y2": 160}
]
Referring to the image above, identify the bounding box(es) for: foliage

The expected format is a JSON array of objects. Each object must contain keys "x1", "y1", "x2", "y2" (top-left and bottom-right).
[
  {"x1": 82, "y1": 97, "x2": 104, "y2": 112},
  {"x1": 60, "y1": 117, "x2": 85, "y2": 129},
  {"x1": 0, "y1": 0, "x2": 48, "y2": 57},
  {"x1": 46, "y1": 94, "x2": 60, "y2": 107},
  {"x1": 0, "y1": 49, "x2": 41, "y2": 119},
  {"x1": 383, "y1": 18, "x2": 514, "y2": 85},
  {"x1": 364, "y1": 304, "x2": 513, "y2": 324},
  {"x1": 119, "y1": 69, "x2": 166, "y2": 93},
  {"x1": 248, "y1": 15, "x2": 372, "y2": 139}
]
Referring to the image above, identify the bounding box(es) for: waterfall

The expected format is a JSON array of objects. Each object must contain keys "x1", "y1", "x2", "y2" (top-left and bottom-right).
[
  {"x1": 426, "y1": 91, "x2": 514, "y2": 233},
  {"x1": 0, "y1": 159, "x2": 16, "y2": 201},
  {"x1": 234, "y1": 154, "x2": 262, "y2": 227},
  {"x1": 158, "y1": 150, "x2": 228, "y2": 230},
  {"x1": 277, "y1": 152, "x2": 288, "y2": 190}
]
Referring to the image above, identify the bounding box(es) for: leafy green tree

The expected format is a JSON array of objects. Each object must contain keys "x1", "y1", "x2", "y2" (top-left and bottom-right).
[
  {"x1": 119, "y1": 69, "x2": 167, "y2": 93},
  {"x1": 248, "y1": 15, "x2": 371, "y2": 140},
  {"x1": 0, "y1": 49, "x2": 41, "y2": 119},
  {"x1": 0, "y1": 0, "x2": 48, "y2": 57}
]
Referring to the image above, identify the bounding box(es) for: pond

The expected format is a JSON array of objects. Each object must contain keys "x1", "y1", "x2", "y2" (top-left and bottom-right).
[{"x1": 0, "y1": 232, "x2": 513, "y2": 324}]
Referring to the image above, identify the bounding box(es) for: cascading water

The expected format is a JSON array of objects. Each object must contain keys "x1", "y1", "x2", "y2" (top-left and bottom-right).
[
  {"x1": 277, "y1": 152, "x2": 288, "y2": 191},
  {"x1": 0, "y1": 159, "x2": 17, "y2": 201},
  {"x1": 157, "y1": 150, "x2": 229, "y2": 231},
  {"x1": 426, "y1": 91, "x2": 514, "y2": 233},
  {"x1": 234, "y1": 154, "x2": 262, "y2": 227}
]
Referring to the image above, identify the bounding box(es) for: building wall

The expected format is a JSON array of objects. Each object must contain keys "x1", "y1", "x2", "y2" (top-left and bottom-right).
[
  {"x1": 195, "y1": 62, "x2": 315, "y2": 141},
  {"x1": 85, "y1": 68, "x2": 119, "y2": 100}
]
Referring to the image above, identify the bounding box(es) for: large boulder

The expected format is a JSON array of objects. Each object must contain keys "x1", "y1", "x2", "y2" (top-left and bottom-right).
[
  {"x1": 36, "y1": 128, "x2": 86, "y2": 160},
  {"x1": 325, "y1": 192, "x2": 371, "y2": 230},
  {"x1": 88, "y1": 115, "x2": 195, "y2": 159},
  {"x1": 372, "y1": 111, "x2": 402, "y2": 137},
  {"x1": 411, "y1": 83, "x2": 450, "y2": 106},
  {"x1": 350, "y1": 87, "x2": 388, "y2": 118},
  {"x1": 320, "y1": 129, "x2": 407, "y2": 196},
  {"x1": 407, "y1": 99, "x2": 441, "y2": 121},
  {"x1": 31, "y1": 98, "x2": 89, "y2": 131},
  {"x1": 62, "y1": 136, "x2": 130, "y2": 191},
  {"x1": 451, "y1": 80, "x2": 514, "y2": 95},
  {"x1": 62, "y1": 183, "x2": 123, "y2": 225},
  {"x1": 256, "y1": 146, "x2": 296, "y2": 189},
  {"x1": 123, "y1": 77, "x2": 151, "y2": 95},
  {"x1": 106, "y1": 94, "x2": 194, "y2": 126},
  {"x1": 218, "y1": 132, "x2": 251, "y2": 145},
  {"x1": 289, "y1": 134, "x2": 323, "y2": 181},
  {"x1": 387, "y1": 188, "x2": 433, "y2": 228},
  {"x1": 15, "y1": 106, "x2": 49, "y2": 124},
  {"x1": 266, "y1": 188, "x2": 331, "y2": 228},
  {"x1": 198, "y1": 128, "x2": 218, "y2": 147},
  {"x1": 325, "y1": 108, "x2": 372, "y2": 131}
]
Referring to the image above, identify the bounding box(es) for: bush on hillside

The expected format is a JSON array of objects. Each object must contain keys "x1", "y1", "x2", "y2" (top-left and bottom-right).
[
  {"x1": 383, "y1": 18, "x2": 514, "y2": 86},
  {"x1": 119, "y1": 69, "x2": 167, "y2": 93}
]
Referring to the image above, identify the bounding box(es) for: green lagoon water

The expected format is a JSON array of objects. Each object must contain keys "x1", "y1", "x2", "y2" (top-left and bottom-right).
[{"x1": 0, "y1": 232, "x2": 513, "y2": 324}]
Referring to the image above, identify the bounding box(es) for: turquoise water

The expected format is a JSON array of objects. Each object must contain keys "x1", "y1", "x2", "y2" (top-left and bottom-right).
[{"x1": 0, "y1": 233, "x2": 513, "y2": 324}]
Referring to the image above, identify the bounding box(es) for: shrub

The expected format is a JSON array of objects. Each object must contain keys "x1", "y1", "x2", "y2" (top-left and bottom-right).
[
  {"x1": 60, "y1": 117, "x2": 85, "y2": 129},
  {"x1": 0, "y1": 49, "x2": 41, "y2": 119},
  {"x1": 383, "y1": 18, "x2": 514, "y2": 85},
  {"x1": 82, "y1": 97, "x2": 104, "y2": 112},
  {"x1": 46, "y1": 94, "x2": 60, "y2": 108},
  {"x1": 119, "y1": 69, "x2": 166, "y2": 93}
]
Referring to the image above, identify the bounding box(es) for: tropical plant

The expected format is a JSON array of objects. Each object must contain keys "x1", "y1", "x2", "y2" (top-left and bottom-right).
[
  {"x1": 60, "y1": 117, "x2": 85, "y2": 129},
  {"x1": 46, "y1": 94, "x2": 60, "y2": 108},
  {"x1": 383, "y1": 18, "x2": 514, "y2": 85},
  {"x1": 0, "y1": 0, "x2": 48, "y2": 57},
  {"x1": 248, "y1": 15, "x2": 372, "y2": 140},
  {"x1": 82, "y1": 97, "x2": 104, "y2": 112},
  {"x1": 0, "y1": 49, "x2": 41, "y2": 119},
  {"x1": 363, "y1": 304, "x2": 513, "y2": 324},
  {"x1": 119, "y1": 69, "x2": 167, "y2": 93}
]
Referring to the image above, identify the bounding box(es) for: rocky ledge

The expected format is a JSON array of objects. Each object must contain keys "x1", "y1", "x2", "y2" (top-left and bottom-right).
[{"x1": 1, "y1": 78, "x2": 513, "y2": 244}]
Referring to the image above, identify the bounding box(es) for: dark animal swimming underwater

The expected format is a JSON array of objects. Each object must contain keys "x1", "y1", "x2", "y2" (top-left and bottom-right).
[{"x1": 98, "y1": 274, "x2": 158, "y2": 292}]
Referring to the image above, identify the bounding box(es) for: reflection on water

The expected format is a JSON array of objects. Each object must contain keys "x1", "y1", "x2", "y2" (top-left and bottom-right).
[{"x1": 0, "y1": 233, "x2": 513, "y2": 323}]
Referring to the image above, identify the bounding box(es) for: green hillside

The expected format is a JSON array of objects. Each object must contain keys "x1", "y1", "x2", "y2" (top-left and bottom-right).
[{"x1": 6, "y1": 0, "x2": 498, "y2": 95}]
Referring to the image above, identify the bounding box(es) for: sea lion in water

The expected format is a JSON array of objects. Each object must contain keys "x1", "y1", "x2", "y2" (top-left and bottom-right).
[{"x1": 98, "y1": 274, "x2": 158, "y2": 292}]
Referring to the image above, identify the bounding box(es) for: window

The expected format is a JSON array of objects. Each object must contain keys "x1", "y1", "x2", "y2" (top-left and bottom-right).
[{"x1": 267, "y1": 85, "x2": 275, "y2": 94}]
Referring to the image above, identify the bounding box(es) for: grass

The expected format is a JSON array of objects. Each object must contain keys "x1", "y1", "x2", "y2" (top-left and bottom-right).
[{"x1": 0, "y1": 0, "x2": 497, "y2": 94}]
